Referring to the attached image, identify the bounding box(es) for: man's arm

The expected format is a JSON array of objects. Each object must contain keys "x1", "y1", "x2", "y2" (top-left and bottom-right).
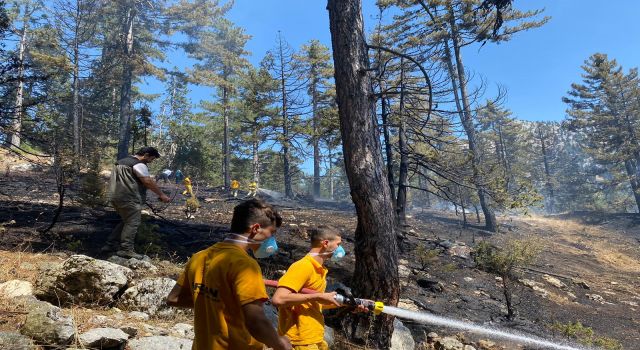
[
  {"x1": 166, "y1": 283, "x2": 194, "y2": 308},
  {"x1": 138, "y1": 176, "x2": 170, "y2": 202},
  {"x1": 271, "y1": 287, "x2": 340, "y2": 308},
  {"x1": 242, "y1": 301, "x2": 292, "y2": 350}
]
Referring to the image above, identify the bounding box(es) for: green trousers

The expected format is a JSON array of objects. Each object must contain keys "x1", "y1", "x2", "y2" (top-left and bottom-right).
[{"x1": 107, "y1": 201, "x2": 141, "y2": 251}]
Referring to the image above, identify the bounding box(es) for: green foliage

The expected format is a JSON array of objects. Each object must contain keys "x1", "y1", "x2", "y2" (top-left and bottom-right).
[
  {"x1": 474, "y1": 239, "x2": 541, "y2": 277},
  {"x1": 550, "y1": 322, "x2": 623, "y2": 350},
  {"x1": 135, "y1": 216, "x2": 162, "y2": 256},
  {"x1": 414, "y1": 243, "x2": 440, "y2": 270},
  {"x1": 78, "y1": 171, "x2": 106, "y2": 207}
]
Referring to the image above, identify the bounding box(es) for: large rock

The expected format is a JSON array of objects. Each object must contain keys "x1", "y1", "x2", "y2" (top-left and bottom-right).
[
  {"x1": 35, "y1": 255, "x2": 133, "y2": 306},
  {"x1": 120, "y1": 277, "x2": 176, "y2": 315},
  {"x1": 108, "y1": 255, "x2": 158, "y2": 273},
  {"x1": 436, "y1": 336, "x2": 465, "y2": 350},
  {"x1": 20, "y1": 298, "x2": 75, "y2": 346},
  {"x1": 391, "y1": 319, "x2": 415, "y2": 350},
  {"x1": 0, "y1": 332, "x2": 35, "y2": 350},
  {"x1": 170, "y1": 323, "x2": 194, "y2": 340},
  {"x1": 128, "y1": 335, "x2": 192, "y2": 350},
  {"x1": 0, "y1": 279, "x2": 33, "y2": 298},
  {"x1": 79, "y1": 327, "x2": 129, "y2": 349}
]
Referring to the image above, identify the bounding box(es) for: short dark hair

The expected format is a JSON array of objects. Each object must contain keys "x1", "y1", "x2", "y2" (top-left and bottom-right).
[
  {"x1": 135, "y1": 146, "x2": 160, "y2": 158},
  {"x1": 230, "y1": 199, "x2": 282, "y2": 233},
  {"x1": 309, "y1": 225, "x2": 341, "y2": 247}
]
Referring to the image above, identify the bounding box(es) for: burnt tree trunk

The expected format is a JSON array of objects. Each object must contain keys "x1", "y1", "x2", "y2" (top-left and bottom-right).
[
  {"x1": 396, "y1": 60, "x2": 408, "y2": 227},
  {"x1": 328, "y1": 0, "x2": 400, "y2": 348}
]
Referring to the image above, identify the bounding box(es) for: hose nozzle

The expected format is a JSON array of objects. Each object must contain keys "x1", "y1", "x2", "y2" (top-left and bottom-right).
[{"x1": 334, "y1": 294, "x2": 385, "y2": 314}]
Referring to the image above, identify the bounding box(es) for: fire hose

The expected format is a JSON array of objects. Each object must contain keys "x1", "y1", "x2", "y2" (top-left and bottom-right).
[{"x1": 263, "y1": 279, "x2": 384, "y2": 315}]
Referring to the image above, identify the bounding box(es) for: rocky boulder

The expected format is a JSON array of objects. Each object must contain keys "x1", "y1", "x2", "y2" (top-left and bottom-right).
[
  {"x1": 0, "y1": 279, "x2": 33, "y2": 298},
  {"x1": 107, "y1": 255, "x2": 158, "y2": 273},
  {"x1": 436, "y1": 336, "x2": 465, "y2": 350},
  {"x1": 20, "y1": 297, "x2": 75, "y2": 346},
  {"x1": 120, "y1": 277, "x2": 176, "y2": 315},
  {"x1": 391, "y1": 319, "x2": 415, "y2": 350},
  {"x1": 128, "y1": 335, "x2": 192, "y2": 350},
  {"x1": 35, "y1": 255, "x2": 133, "y2": 306},
  {"x1": 79, "y1": 327, "x2": 129, "y2": 349},
  {"x1": 0, "y1": 332, "x2": 35, "y2": 350}
]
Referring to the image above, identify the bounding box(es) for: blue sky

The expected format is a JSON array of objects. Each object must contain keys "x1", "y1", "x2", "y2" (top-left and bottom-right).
[{"x1": 151, "y1": 0, "x2": 640, "y2": 123}]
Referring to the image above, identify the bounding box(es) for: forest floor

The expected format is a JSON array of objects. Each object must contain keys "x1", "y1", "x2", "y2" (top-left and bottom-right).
[{"x1": 0, "y1": 156, "x2": 639, "y2": 349}]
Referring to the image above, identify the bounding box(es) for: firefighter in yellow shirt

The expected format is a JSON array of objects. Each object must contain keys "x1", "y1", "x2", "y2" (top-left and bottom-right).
[
  {"x1": 272, "y1": 226, "x2": 349, "y2": 350},
  {"x1": 166, "y1": 199, "x2": 292, "y2": 350},
  {"x1": 231, "y1": 179, "x2": 240, "y2": 198},
  {"x1": 247, "y1": 181, "x2": 258, "y2": 197},
  {"x1": 182, "y1": 177, "x2": 193, "y2": 196}
]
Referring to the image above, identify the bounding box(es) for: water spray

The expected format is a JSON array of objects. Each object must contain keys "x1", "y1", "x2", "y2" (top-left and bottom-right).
[{"x1": 264, "y1": 280, "x2": 592, "y2": 350}]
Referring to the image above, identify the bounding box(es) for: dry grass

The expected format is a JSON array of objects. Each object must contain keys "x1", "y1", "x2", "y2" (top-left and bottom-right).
[{"x1": 0, "y1": 249, "x2": 65, "y2": 284}]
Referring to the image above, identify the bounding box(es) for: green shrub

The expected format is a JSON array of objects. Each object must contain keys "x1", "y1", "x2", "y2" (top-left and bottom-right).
[
  {"x1": 414, "y1": 243, "x2": 440, "y2": 270},
  {"x1": 135, "y1": 216, "x2": 163, "y2": 256},
  {"x1": 550, "y1": 322, "x2": 623, "y2": 350}
]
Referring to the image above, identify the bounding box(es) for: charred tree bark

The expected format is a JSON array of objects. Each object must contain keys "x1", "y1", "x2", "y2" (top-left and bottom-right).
[
  {"x1": 328, "y1": 0, "x2": 400, "y2": 347},
  {"x1": 396, "y1": 61, "x2": 408, "y2": 228},
  {"x1": 536, "y1": 125, "x2": 555, "y2": 214}
]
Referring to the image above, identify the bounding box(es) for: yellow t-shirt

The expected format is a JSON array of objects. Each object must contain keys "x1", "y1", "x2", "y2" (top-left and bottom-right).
[
  {"x1": 277, "y1": 255, "x2": 328, "y2": 345},
  {"x1": 176, "y1": 242, "x2": 269, "y2": 350},
  {"x1": 231, "y1": 180, "x2": 240, "y2": 189}
]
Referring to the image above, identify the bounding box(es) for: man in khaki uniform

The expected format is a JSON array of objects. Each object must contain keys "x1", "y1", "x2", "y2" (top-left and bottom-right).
[{"x1": 105, "y1": 147, "x2": 170, "y2": 259}]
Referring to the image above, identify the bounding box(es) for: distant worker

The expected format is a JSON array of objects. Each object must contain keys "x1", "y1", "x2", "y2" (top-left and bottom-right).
[
  {"x1": 231, "y1": 179, "x2": 240, "y2": 198},
  {"x1": 156, "y1": 168, "x2": 172, "y2": 183},
  {"x1": 272, "y1": 225, "x2": 365, "y2": 349},
  {"x1": 105, "y1": 147, "x2": 170, "y2": 259},
  {"x1": 183, "y1": 177, "x2": 193, "y2": 196},
  {"x1": 174, "y1": 169, "x2": 184, "y2": 184},
  {"x1": 247, "y1": 181, "x2": 258, "y2": 197},
  {"x1": 166, "y1": 199, "x2": 292, "y2": 350}
]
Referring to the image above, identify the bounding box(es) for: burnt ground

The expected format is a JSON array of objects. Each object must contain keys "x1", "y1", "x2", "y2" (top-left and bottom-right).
[{"x1": 1, "y1": 167, "x2": 639, "y2": 349}]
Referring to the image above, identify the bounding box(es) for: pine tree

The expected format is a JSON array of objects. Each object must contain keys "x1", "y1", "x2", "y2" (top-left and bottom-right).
[
  {"x1": 265, "y1": 32, "x2": 308, "y2": 198},
  {"x1": 564, "y1": 53, "x2": 640, "y2": 211}
]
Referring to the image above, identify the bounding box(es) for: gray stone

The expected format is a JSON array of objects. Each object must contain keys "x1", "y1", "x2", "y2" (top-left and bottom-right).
[
  {"x1": 120, "y1": 325, "x2": 138, "y2": 338},
  {"x1": 464, "y1": 346, "x2": 477, "y2": 350},
  {"x1": 20, "y1": 298, "x2": 75, "y2": 346},
  {"x1": 128, "y1": 311, "x2": 150, "y2": 321},
  {"x1": 324, "y1": 326, "x2": 334, "y2": 347},
  {"x1": 142, "y1": 324, "x2": 169, "y2": 336},
  {"x1": 170, "y1": 323, "x2": 194, "y2": 340},
  {"x1": 35, "y1": 255, "x2": 133, "y2": 306},
  {"x1": 89, "y1": 315, "x2": 110, "y2": 325},
  {"x1": 128, "y1": 336, "x2": 192, "y2": 350},
  {"x1": 390, "y1": 319, "x2": 415, "y2": 350},
  {"x1": 0, "y1": 279, "x2": 33, "y2": 298},
  {"x1": 120, "y1": 277, "x2": 176, "y2": 315},
  {"x1": 427, "y1": 332, "x2": 439, "y2": 342},
  {"x1": 542, "y1": 274, "x2": 566, "y2": 289},
  {"x1": 0, "y1": 332, "x2": 35, "y2": 350},
  {"x1": 79, "y1": 327, "x2": 129, "y2": 349},
  {"x1": 448, "y1": 245, "x2": 472, "y2": 259},
  {"x1": 436, "y1": 336, "x2": 464, "y2": 350},
  {"x1": 108, "y1": 255, "x2": 158, "y2": 273}
]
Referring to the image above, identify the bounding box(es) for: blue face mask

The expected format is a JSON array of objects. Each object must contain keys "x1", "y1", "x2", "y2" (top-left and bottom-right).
[
  {"x1": 330, "y1": 245, "x2": 346, "y2": 261},
  {"x1": 253, "y1": 236, "x2": 278, "y2": 259}
]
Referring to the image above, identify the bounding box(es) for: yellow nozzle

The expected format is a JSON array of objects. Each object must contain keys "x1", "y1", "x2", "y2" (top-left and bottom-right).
[{"x1": 373, "y1": 301, "x2": 384, "y2": 315}]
